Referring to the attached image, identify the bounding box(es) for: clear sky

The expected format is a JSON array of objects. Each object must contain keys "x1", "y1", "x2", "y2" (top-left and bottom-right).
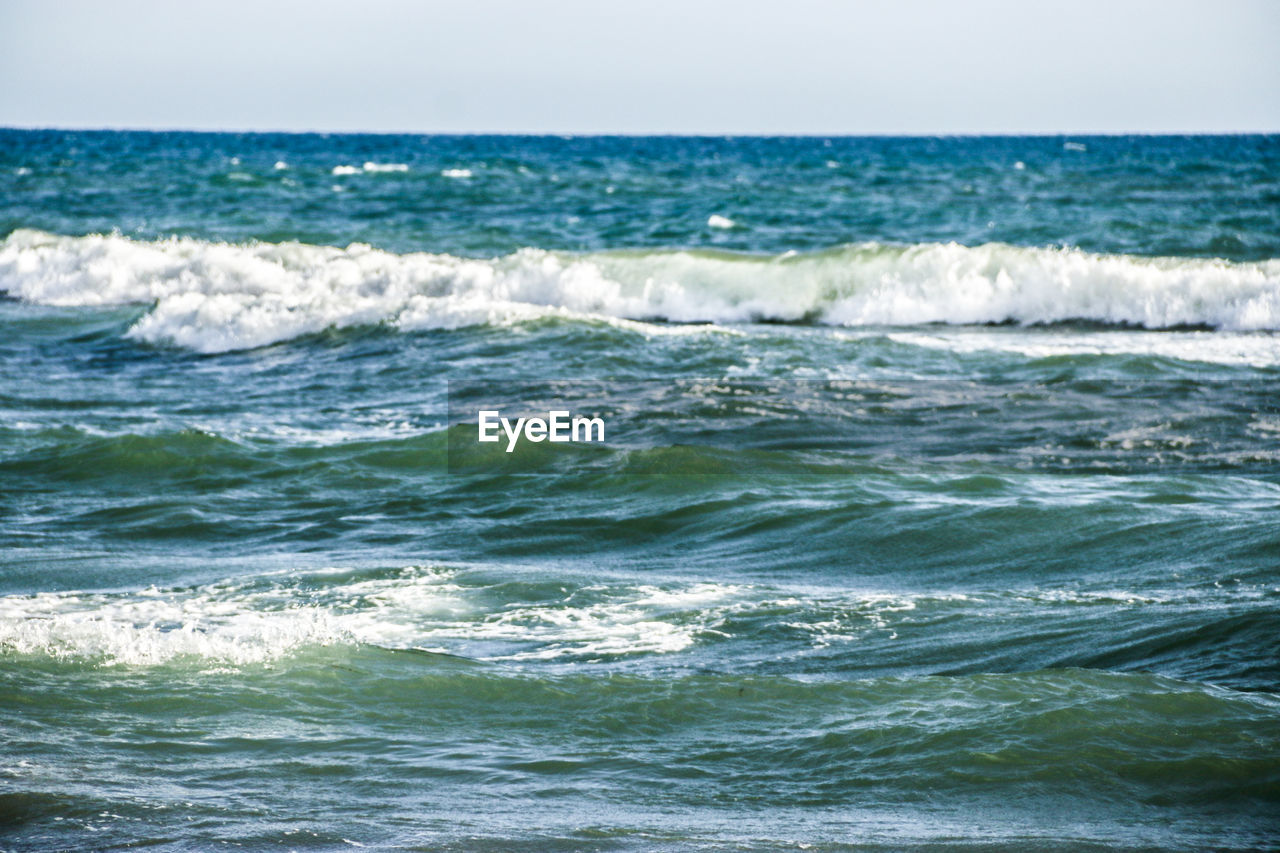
[{"x1": 2, "y1": 0, "x2": 1277, "y2": 134}]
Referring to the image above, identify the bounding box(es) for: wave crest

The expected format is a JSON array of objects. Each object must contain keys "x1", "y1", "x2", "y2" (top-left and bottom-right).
[{"x1": 2, "y1": 229, "x2": 1278, "y2": 352}]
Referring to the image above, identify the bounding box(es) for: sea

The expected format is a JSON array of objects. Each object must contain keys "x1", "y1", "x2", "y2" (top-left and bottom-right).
[{"x1": 1, "y1": 130, "x2": 1278, "y2": 851}]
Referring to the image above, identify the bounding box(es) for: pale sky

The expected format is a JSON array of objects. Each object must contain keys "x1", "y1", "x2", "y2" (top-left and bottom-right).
[{"x1": 2, "y1": 0, "x2": 1277, "y2": 134}]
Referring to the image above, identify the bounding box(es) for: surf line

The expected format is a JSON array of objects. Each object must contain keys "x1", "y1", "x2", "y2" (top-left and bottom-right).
[{"x1": 478, "y1": 410, "x2": 605, "y2": 453}]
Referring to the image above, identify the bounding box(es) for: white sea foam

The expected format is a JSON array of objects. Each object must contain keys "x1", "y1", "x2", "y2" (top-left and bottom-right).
[
  {"x1": 451, "y1": 583, "x2": 750, "y2": 661},
  {"x1": 441, "y1": 168, "x2": 472, "y2": 179},
  {"x1": 0, "y1": 567, "x2": 754, "y2": 665},
  {"x1": 0, "y1": 588, "x2": 345, "y2": 666},
  {"x1": 0, "y1": 566, "x2": 463, "y2": 666},
  {"x1": 888, "y1": 329, "x2": 1280, "y2": 367},
  {"x1": 707, "y1": 214, "x2": 736, "y2": 229},
  {"x1": 332, "y1": 163, "x2": 409, "y2": 175},
  {"x1": 1, "y1": 230, "x2": 1278, "y2": 353},
  {"x1": 3, "y1": 565, "x2": 1268, "y2": 667}
]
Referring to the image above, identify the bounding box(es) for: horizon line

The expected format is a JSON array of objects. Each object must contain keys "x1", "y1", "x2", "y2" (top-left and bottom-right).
[{"x1": 3, "y1": 124, "x2": 1278, "y2": 138}]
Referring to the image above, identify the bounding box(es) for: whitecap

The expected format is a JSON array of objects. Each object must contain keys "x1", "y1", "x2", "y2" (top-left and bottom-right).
[{"x1": 2, "y1": 229, "x2": 1278, "y2": 353}]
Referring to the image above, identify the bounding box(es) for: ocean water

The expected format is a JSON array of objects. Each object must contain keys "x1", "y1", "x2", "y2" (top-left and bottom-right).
[{"x1": 1, "y1": 130, "x2": 1279, "y2": 851}]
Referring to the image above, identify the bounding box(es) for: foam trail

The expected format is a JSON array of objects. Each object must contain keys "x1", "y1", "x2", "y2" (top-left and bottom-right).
[
  {"x1": 2, "y1": 229, "x2": 1278, "y2": 353},
  {"x1": 886, "y1": 329, "x2": 1280, "y2": 368},
  {"x1": 0, "y1": 567, "x2": 756, "y2": 666},
  {"x1": 3, "y1": 563, "x2": 1265, "y2": 668}
]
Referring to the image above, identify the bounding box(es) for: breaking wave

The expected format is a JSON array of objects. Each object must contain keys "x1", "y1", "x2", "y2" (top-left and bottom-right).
[
  {"x1": 0, "y1": 566, "x2": 761, "y2": 666},
  {"x1": 3, "y1": 562, "x2": 1274, "y2": 673},
  {"x1": 2, "y1": 229, "x2": 1278, "y2": 353}
]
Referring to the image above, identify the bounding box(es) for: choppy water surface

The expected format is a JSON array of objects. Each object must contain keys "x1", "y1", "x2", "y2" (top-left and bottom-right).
[{"x1": 1, "y1": 131, "x2": 1278, "y2": 850}]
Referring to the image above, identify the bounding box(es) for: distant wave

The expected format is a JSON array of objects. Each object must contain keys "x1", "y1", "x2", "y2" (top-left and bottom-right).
[
  {"x1": 332, "y1": 162, "x2": 410, "y2": 175},
  {"x1": 2, "y1": 229, "x2": 1278, "y2": 353}
]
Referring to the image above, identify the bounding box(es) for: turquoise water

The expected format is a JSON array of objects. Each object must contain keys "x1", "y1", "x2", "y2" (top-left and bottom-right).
[{"x1": 1, "y1": 131, "x2": 1279, "y2": 850}]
